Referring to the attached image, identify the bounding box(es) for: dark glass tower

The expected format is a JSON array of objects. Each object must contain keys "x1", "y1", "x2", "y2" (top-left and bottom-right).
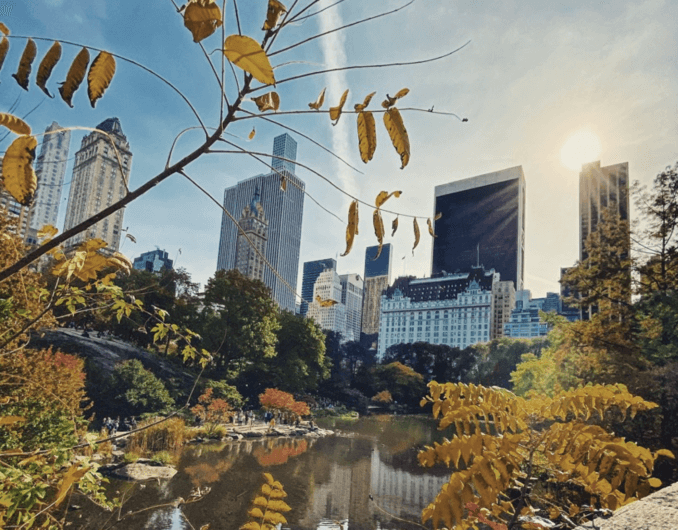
[
  {"x1": 432, "y1": 167, "x2": 526, "y2": 290},
  {"x1": 300, "y1": 258, "x2": 337, "y2": 316}
]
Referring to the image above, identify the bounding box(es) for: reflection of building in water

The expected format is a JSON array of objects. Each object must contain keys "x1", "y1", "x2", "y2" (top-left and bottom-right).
[
  {"x1": 300, "y1": 444, "x2": 449, "y2": 528},
  {"x1": 371, "y1": 450, "x2": 449, "y2": 520}
]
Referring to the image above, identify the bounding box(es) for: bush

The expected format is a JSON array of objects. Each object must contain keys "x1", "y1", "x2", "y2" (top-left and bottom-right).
[
  {"x1": 109, "y1": 360, "x2": 175, "y2": 417},
  {"x1": 126, "y1": 417, "x2": 186, "y2": 453},
  {"x1": 150, "y1": 451, "x2": 175, "y2": 466},
  {"x1": 123, "y1": 451, "x2": 141, "y2": 463}
]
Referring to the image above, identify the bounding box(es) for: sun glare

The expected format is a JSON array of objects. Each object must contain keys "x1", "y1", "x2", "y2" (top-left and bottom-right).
[{"x1": 560, "y1": 130, "x2": 602, "y2": 170}]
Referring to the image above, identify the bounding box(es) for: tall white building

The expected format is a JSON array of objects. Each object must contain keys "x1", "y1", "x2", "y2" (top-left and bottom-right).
[
  {"x1": 306, "y1": 268, "x2": 347, "y2": 339},
  {"x1": 63, "y1": 118, "x2": 132, "y2": 251},
  {"x1": 339, "y1": 273, "x2": 364, "y2": 343},
  {"x1": 378, "y1": 267, "x2": 498, "y2": 357},
  {"x1": 25, "y1": 122, "x2": 71, "y2": 244},
  {"x1": 234, "y1": 187, "x2": 268, "y2": 282},
  {"x1": 492, "y1": 280, "x2": 516, "y2": 339}
]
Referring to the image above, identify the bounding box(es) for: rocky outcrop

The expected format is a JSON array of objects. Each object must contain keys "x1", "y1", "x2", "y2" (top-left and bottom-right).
[
  {"x1": 575, "y1": 482, "x2": 678, "y2": 530},
  {"x1": 104, "y1": 462, "x2": 177, "y2": 481}
]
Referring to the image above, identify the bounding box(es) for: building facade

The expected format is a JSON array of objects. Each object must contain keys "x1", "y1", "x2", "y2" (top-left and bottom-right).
[
  {"x1": 132, "y1": 249, "x2": 173, "y2": 273},
  {"x1": 300, "y1": 258, "x2": 336, "y2": 316},
  {"x1": 491, "y1": 280, "x2": 516, "y2": 339},
  {"x1": 0, "y1": 159, "x2": 31, "y2": 241},
  {"x1": 234, "y1": 187, "x2": 268, "y2": 282},
  {"x1": 339, "y1": 273, "x2": 364, "y2": 343},
  {"x1": 25, "y1": 122, "x2": 71, "y2": 245},
  {"x1": 432, "y1": 166, "x2": 526, "y2": 290},
  {"x1": 306, "y1": 268, "x2": 347, "y2": 339},
  {"x1": 377, "y1": 267, "x2": 498, "y2": 357},
  {"x1": 63, "y1": 118, "x2": 132, "y2": 251},
  {"x1": 579, "y1": 161, "x2": 629, "y2": 261},
  {"x1": 361, "y1": 244, "x2": 393, "y2": 336},
  {"x1": 503, "y1": 290, "x2": 553, "y2": 338},
  {"x1": 216, "y1": 134, "x2": 304, "y2": 312}
]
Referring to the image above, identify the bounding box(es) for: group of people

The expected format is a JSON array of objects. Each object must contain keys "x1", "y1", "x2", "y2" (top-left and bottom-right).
[
  {"x1": 103, "y1": 416, "x2": 137, "y2": 435},
  {"x1": 233, "y1": 409, "x2": 255, "y2": 426}
]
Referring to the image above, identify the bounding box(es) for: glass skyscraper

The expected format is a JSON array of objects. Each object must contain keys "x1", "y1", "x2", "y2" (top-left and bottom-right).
[
  {"x1": 300, "y1": 258, "x2": 337, "y2": 316},
  {"x1": 216, "y1": 134, "x2": 305, "y2": 312},
  {"x1": 432, "y1": 166, "x2": 526, "y2": 291}
]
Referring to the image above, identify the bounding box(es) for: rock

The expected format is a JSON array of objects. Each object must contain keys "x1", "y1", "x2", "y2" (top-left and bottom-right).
[
  {"x1": 244, "y1": 431, "x2": 264, "y2": 438},
  {"x1": 108, "y1": 463, "x2": 177, "y2": 481}
]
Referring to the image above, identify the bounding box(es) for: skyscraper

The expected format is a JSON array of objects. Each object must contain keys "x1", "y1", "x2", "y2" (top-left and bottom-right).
[
  {"x1": 339, "y1": 273, "x2": 364, "y2": 342},
  {"x1": 306, "y1": 268, "x2": 347, "y2": 339},
  {"x1": 25, "y1": 122, "x2": 71, "y2": 245},
  {"x1": 132, "y1": 249, "x2": 173, "y2": 273},
  {"x1": 361, "y1": 244, "x2": 393, "y2": 336},
  {"x1": 0, "y1": 158, "x2": 31, "y2": 241},
  {"x1": 300, "y1": 258, "x2": 337, "y2": 316},
  {"x1": 63, "y1": 118, "x2": 132, "y2": 251},
  {"x1": 579, "y1": 161, "x2": 629, "y2": 261},
  {"x1": 432, "y1": 166, "x2": 526, "y2": 290},
  {"x1": 234, "y1": 187, "x2": 268, "y2": 282},
  {"x1": 216, "y1": 134, "x2": 304, "y2": 312}
]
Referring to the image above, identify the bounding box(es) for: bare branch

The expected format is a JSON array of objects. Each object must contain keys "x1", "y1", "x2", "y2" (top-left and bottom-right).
[
  {"x1": 235, "y1": 106, "x2": 467, "y2": 120},
  {"x1": 288, "y1": 0, "x2": 347, "y2": 25},
  {"x1": 255, "y1": 40, "x2": 471, "y2": 90},
  {"x1": 238, "y1": 108, "x2": 364, "y2": 174},
  {"x1": 269, "y1": 0, "x2": 415, "y2": 58},
  {"x1": 233, "y1": 0, "x2": 242, "y2": 35}
]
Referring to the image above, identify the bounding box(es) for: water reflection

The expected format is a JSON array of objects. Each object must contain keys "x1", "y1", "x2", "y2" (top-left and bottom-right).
[{"x1": 75, "y1": 416, "x2": 451, "y2": 530}]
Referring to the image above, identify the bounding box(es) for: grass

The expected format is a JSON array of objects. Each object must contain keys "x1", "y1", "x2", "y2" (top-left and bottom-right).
[{"x1": 126, "y1": 417, "x2": 186, "y2": 453}]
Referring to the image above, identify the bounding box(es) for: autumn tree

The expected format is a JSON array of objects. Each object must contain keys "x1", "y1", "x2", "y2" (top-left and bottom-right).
[{"x1": 191, "y1": 387, "x2": 234, "y2": 436}]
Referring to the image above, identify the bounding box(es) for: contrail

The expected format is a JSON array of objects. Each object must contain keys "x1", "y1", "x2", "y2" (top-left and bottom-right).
[{"x1": 317, "y1": 0, "x2": 356, "y2": 197}]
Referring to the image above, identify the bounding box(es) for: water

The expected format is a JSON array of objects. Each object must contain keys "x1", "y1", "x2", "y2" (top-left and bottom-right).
[{"x1": 74, "y1": 415, "x2": 454, "y2": 530}]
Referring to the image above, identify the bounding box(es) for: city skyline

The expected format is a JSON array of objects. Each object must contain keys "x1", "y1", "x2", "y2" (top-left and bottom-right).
[{"x1": 4, "y1": 0, "x2": 674, "y2": 300}]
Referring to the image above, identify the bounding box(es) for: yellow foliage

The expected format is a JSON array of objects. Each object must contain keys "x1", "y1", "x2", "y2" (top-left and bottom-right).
[
  {"x1": 262, "y1": 0, "x2": 287, "y2": 31},
  {"x1": 252, "y1": 91, "x2": 280, "y2": 112},
  {"x1": 0, "y1": 113, "x2": 31, "y2": 136},
  {"x1": 184, "y1": 0, "x2": 223, "y2": 43},
  {"x1": 329, "y1": 89, "x2": 349, "y2": 125},
  {"x1": 12, "y1": 38, "x2": 36, "y2": 91},
  {"x1": 36, "y1": 41, "x2": 62, "y2": 97},
  {"x1": 340, "y1": 200, "x2": 359, "y2": 257},
  {"x1": 419, "y1": 382, "x2": 673, "y2": 529},
  {"x1": 2, "y1": 135, "x2": 37, "y2": 206},
  {"x1": 412, "y1": 218, "x2": 420, "y2": 254},
  {"x1": 240, "y1": 474, "x2": 290, "y2": 530},
  {"x1": 88, "y1": 51, "x2": 116, "y2": 108},
  {"x1": 308, "y1": 87, "x2": 326, "y2": 110},
  {"x1": 383, "y1": 107, "x2": 410, "y2": 168},
  {"x1": 59, "y1": 47, "x2": 90, "y2": 107}
]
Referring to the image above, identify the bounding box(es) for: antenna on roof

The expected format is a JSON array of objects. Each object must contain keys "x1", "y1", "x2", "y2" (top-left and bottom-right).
[{"x1": 477, "y1": 243, "x2": 480, "y2": 268}]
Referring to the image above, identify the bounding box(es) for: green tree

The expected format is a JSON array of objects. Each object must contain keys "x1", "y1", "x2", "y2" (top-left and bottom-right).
[
  {"x1": 108, "y1": 359, "x2": 175, "y2": 417},
  {"x1": 265, "y1": 311, "x2": 330, "y2": 394},
  {"x1": 469, "y1": 337, "x2": 547, "y2": 388},
  {"x1": 384, "y1": 341, "x2": 477, "y2": 383},
  {"x1": 200, "y1": 270, "x2": 280, "y2": 387}
]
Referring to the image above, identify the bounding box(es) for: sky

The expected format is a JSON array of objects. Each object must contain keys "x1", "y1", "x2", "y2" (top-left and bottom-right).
[{"x1": 2, "y1": 0, "x2": 677, "y2": 300}]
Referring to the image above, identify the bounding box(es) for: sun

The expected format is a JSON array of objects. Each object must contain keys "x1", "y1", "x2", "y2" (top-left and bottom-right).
[{"x1": 560, "y1": 130, "x2": 602, "y2": 170}]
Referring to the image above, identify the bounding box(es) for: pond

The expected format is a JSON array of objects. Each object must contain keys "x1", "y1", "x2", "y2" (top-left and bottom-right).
[{"x1": 75, "y1": 415, "x2": 455, "y2": 530}]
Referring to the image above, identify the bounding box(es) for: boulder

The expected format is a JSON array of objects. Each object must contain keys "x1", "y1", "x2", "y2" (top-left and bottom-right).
[{"x1": 108, "y1": 463, "x2": 177, "y2": 481}]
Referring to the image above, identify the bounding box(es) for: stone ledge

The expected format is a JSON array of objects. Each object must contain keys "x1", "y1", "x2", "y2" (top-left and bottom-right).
[{"x1": 575, "y1": 482, "x2": 678, "y2": 530}]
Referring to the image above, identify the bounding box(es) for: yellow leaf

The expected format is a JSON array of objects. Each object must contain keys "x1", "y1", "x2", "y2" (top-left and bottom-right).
[
  {"x1": 383, "y1": 107, "x2": 410, "y2": 169},
  {"x1": 267, "y1": 499, "x2": 291, "y2": 512},
  {"x1": 0, "y1": 22, "x2": 9, "y2": 36},
  {"x1": 224, "y1": 35, "x2": 275, "y2": 86},
  {"x1": 184, "y1": 0, "x2": 223, "y2": 43},
  {"x1": 0, "y1": 37, "x2": 9, "y2": 75},
  {"x1": 263, "y1": 512, "x2": 287, "y2": 525},
  {"x1": 316, "y1": 295, "x2": 337, "y2": 307},
  {"x1": 329, "y1": 89, "x2": 349, "y2": 125},
  {"x1": 88, "y1": 51, "x2": 116, "y2": 108},
  {"x1": 248, "y1": 507, "x2": 264, "y2": 518},
  {"x1": 200, "y1": 525, "x2": 210, "y2": 530},
  {"x1": 308, "y1": 87, "x2": 326, "y2": 110},
  {"x1": 648, "y1": 477, "x2": 661, "y2": 488},
  {"x1": 252, "y1": 91, "x2": 280, "y2": 112},
  {"x1": 2, "y1": 135, "x2": 37, "y2": 206},
  {"x1": 391, "y1": 216, "x2": 399, "y2": 237},
  {"x1": 253, "y1": 496, "x2": 268, "y2": 507},
  {"x1": 12, "y1": 38, "x2": 37, "y2": 91},
  {"x1": 375, "y1": 190, "x2": 402, "y2": 208},
  {"x1": 249, "y1": 127, "x2": 256, "y2": 140},
  {"x1": 427, "y1": 218, "x2": 437, "y2": 238},
  {"x1": 263, "y1": 0, "x2": 287, "y2": 31},
  {"x1": 59, "y1": 47, "x2": 90, "y2": 108},
  {"x1": 54, "y1": 465, "x2": 90, "y2": 507},
  {"x1": 37, "y1": 224, "x2": 58, "y2": 239},
  {"x1": 413, "y1": 218, "x2": 420, "y2": 254},
  {"x1": 269, "y1": 489, "x2": 287, "y2": 499},
  {"x1": 356, "y1": 111, "x2": 376, "y2": 163},
  {"x1": 655, "y1": 449, "x2": 675, "y2": 459},
  {"x1": 36, "y1": 41, "x2": 62, "y2": 97},
  {"x1": 340, "y1": 200, "x2": 359, "y2": 256},
  {"x1": 381, "y1": 87, "x2": 410, "y2": 108},
  {"x1": 0, "y1": 113, "x2": 31, "y2": 136},
  {"x1": 435, "y1": 212, "x2": 442, "y2": 221},
  {"x1": 0, "y1": 416, "x2": 25, "y2": 426},
  {"x1": 239, "y1": 522, "x2": 261, "y2": 530},
  {"x1": 82, "y1": 238, "x2": 108, "y2": 251},
  {"x1": 372, "y1": 209, "x2": 385, "y2": 260},
  {"x1": 354, "y1": 91, "x2": 376, "y2": 112}
]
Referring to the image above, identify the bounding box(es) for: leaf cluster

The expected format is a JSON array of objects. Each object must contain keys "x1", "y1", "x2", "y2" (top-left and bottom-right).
[
  {"x1": 240, "y1": 473, "x2": 291, "y2": 530},
  {"x1": 419, "y1": 382, "x2": 674, "y2": 530}
]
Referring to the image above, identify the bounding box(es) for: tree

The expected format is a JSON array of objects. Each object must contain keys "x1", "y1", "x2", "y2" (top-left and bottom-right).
[
  {"x1": 384, "y1": 341, "x2": 477, "y2": 383},
  {"x1": 265, "y1": 311, "x2": 330, "y2": 394},
  {"x1": 108, "y1": 359, "x2": 175, "y2": 417},
  {"x1": 191, "y1": 387, "x2": 234, "y2": 436},
  {"x1": 469, "y1": 337, "x2": 547, "y2": 389},
  {"x1": 200, "y1": 269, "x2": 280, "y2": 389},
  {"x1": 419, "y1": 382, "x2": 675, "y2": 530}
]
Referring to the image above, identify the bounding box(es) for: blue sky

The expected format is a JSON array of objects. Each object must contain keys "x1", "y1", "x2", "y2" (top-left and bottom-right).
[{"x1": 2, "y1": 0, "x2": 677, "y2": 298}]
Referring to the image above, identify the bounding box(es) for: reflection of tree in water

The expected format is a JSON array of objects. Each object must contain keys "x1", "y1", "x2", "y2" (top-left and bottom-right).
[
  {"x1": 185, "y1": 459, "x2": 233, "y2": 487},
  {"x1": 253, "y1": 438, "x2": 308, "y2": 466},
  {"x1": 143, "y1": 507, "x2": 187, "y2": 529}
]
